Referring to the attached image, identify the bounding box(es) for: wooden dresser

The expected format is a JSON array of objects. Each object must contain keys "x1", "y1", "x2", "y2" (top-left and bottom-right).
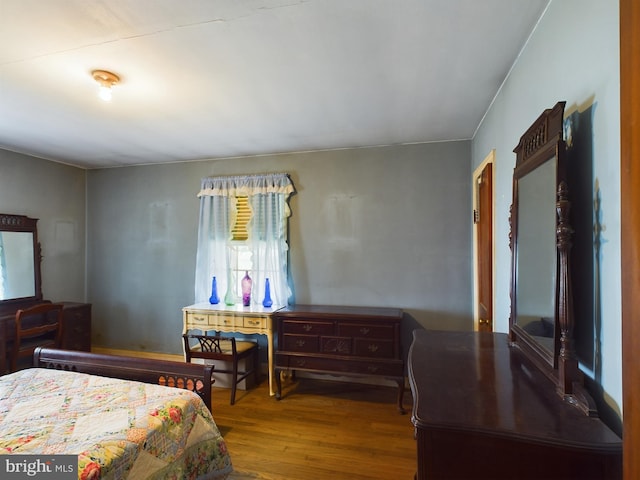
[
  {"x1": 274, "y1": 304, "x2": 405, "y2": 412},
  {"x1": 408, "y1": 329, "x2": 622, "y2": 480},
  {"x1": 59, "y1": 302, "x2": 92, "y2": 352}
]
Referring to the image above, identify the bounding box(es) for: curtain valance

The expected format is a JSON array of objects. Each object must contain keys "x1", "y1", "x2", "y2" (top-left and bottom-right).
[{"x1": 197, "y1": 173, "x2": 294, "y2": 198}]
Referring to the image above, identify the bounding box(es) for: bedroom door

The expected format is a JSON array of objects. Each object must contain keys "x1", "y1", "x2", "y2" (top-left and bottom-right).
[{"x1": 473, "y1": 152, "x2": 494, "y2": 332}]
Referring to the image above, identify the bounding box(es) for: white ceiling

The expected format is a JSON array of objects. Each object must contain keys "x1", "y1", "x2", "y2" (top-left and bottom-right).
[{"x1": 0, "y1": 0, "x2": 549, "y2": 169}]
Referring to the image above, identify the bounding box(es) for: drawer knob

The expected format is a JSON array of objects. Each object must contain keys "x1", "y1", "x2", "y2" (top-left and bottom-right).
[
  {"x1": 303, "y1": 324, "x2": 312, "y2": 332},
  {"x1": 360, "y1": 327, "x2": 370, "y2": 335},
  {"x1": 295, "y1": 340, "x2": 306, "y2": 347},
  {"x1": 368, "y1": 344, "x2": 379, "y2": 353},
  {"x1": 294, "y1": 359, "x2": 306, "y2": 367}
]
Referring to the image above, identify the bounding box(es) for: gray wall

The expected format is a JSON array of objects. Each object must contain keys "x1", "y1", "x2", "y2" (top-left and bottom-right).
[
  {"x1": 472, "y1": 0, "x2": 621, "y2": 415},
  {"x1": 86, "y1": 141, "x2": 472, "y2": 356},
  {"x1": 0, "y1": 149, "x2": 86, "y2": 302}
]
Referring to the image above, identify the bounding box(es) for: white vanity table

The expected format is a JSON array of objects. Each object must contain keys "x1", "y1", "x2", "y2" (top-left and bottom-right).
[{"x1": 182, "y1": 302, "x2": 284, "y2": 396}]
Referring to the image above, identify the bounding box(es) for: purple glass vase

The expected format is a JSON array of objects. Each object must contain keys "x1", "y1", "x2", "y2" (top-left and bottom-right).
[{"x1": 241, "y1": 271, "x2": 252, "y2": 306}]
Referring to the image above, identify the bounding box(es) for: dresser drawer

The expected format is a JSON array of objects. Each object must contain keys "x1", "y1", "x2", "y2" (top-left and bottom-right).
[
  {"x1": 338, "y1": 323, "x2": 393, "y2": 339},
  {"x1": 277, "y1": 354, "x2": 403, "y2": 377},
  {"x1": 282, "y1": 320, "x2": 333, "y2": 335},
  {"x1": 61, "y1": 303, "x2": 92, "y2": 352},
  {"x1": 283, "y1": 334, "x2": 319, "y2": 353},
  {"x1": 346, "y1": 358, "x2": 403, "y2": 377},
  {"x1": 320, "y1": 336, "x2": 352, "y2": 355},
  {"x1": 353, "y1": 338, "x2": 394, "y2": 358}
]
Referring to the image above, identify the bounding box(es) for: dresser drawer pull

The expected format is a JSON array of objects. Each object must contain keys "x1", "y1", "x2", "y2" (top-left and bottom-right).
[
  {"x1": 192, "y1": 315, "x2": 208, "y2": 324},
  {"x1": 367, "y1": 366, "x2": 379, "y2": 373},
  {"x1": 295, "y1": 340, "x2": 306, "y2": 348},
  {"x1": 303, "y1": 324, "x2": 313, "y2": 332},
  {"x1": 294, "y1": 359, "x2": 306, "y2": 367},
  {"x1": 360, "y1": 327, "x2": 371, "y2": 335},
  {"x1": 368, "y1": 344, "x2": 379, "y2": 353},
  {"x1": 246, "y1": 318, "x2": 263, "y2": 327},
  {"x1": 222, "y1": 318, "x2": 233, "y2": 325}
]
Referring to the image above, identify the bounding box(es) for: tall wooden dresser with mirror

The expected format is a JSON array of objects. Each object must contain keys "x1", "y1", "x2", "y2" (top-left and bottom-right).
[
  {"x1": 0, "y1": 213, "x2": 91, "y2": 373},
  {"x1": 408, "y1": 103, "x2": 622, "y2": 479}
]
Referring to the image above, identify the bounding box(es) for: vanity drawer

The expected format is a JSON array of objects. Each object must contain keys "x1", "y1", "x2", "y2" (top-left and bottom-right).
[
  {"x1": 210, "y1": 314, "x2": 243, "y2": 328},
  {"x1": 187, "y1": 313, "x2": 211, "y2": 328},
  {"x1": 243, "y1": 316, "x2": 267, "y2": 329}
]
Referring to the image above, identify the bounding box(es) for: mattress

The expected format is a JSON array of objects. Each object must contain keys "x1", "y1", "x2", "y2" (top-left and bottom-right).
[{"x1": 0, "y1": 368, "x2": 232, "y2": 479}]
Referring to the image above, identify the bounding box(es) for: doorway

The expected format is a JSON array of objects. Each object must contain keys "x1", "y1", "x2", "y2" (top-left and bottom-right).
[{"x1": 473, "y1": 150, "x2": 495, "y2": 332}]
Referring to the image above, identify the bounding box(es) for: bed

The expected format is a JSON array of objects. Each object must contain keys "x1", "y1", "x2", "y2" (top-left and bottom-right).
[{"x1": 0, "y1": 348, "x2": 233, "y2": 479}]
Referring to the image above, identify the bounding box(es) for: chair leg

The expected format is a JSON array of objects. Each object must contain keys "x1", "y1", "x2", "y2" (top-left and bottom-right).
[
  {"x1": 230, "y1": 355, "x2": 239, "y2": 406},
  {"x1": 253, "y1": 348, "x2": 260, "y2": 384}
]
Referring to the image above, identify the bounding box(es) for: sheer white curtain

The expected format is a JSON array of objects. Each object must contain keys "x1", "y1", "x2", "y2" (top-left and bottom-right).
[{"x1": 194, "y1": 173, "x2": 295, "y2": 307}]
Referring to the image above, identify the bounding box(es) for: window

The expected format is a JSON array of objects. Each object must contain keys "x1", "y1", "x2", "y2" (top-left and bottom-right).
[{"x1": 194, "y1": 174, "x2": 295, "y2": 308}]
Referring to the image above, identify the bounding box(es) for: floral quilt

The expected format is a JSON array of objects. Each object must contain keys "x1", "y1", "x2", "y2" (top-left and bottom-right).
[{"x1": 0, "y1": 368, "x2": 232, "y2": 479}]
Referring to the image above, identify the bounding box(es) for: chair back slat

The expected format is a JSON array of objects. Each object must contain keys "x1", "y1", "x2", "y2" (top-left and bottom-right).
[
  {"x1": 10, "y1": 303, "x2": 64, "y2": 372},
  {"x1": 182, "y1": 333, "x2": 259, "y2": 405}
]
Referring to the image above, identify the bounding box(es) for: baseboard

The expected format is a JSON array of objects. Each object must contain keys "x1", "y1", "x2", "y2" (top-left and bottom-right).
[{"x1": 91, "y1": 346, "x2": 183, "y2": 362}]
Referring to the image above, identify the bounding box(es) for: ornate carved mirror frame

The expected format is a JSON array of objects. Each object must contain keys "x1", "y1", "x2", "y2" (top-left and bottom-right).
[{"x1": 510, "y1": 102, "x2": 595, "y2": 415}]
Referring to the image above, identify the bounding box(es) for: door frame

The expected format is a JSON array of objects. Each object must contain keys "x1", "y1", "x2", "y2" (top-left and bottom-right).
[
  {"x1": 620, "y1": 0, "x2": 639, "y2": 478},
  {"x1": 472, "y1": 150, "x2": 496, "y2": 331}
]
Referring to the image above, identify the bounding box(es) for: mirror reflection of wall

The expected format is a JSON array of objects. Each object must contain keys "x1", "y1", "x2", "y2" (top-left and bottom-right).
[
  {"x1": 0, "y1": 231, "x2": 35, "y2": 300},
  {"x1": 516, "y1": 157, "x2": 557, "y2": 353}
]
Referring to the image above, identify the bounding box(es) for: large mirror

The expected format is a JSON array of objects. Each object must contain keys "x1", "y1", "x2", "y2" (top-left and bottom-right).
[
  {"x1": 0, "y1": 214, "x2": 42, "y2": 305},
  {"x1": 513, "y1": 156, "x2": 558, "y2": 358},
  {"x1": 510, "y1": 103, "x2": 594, "y2": 415}
]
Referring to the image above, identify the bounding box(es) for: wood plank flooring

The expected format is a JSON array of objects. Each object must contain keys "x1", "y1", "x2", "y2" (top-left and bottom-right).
[{"x1": 214, "y1": 376, "x2": 416, "y2": 480}]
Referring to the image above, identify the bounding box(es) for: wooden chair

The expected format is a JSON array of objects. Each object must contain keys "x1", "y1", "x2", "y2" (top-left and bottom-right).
[
  {"x1": 10, "y1": 303, "x2": 64, "y2": 372},
  {"x1": 183, "y1": 333, "x2": 259, "y2": 405}
]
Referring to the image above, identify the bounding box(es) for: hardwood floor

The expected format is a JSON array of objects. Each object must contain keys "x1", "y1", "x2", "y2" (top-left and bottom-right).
[{"x1": 213, "y1": 376, "x2": 416, "y2": 480}]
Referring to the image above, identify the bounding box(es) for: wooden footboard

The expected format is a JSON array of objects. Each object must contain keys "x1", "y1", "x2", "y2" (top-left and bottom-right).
[{"x1": 33, "y1": 347, "x2": 214, "y2": 411}]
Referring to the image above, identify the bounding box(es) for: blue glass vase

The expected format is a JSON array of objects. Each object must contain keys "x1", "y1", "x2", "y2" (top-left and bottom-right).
[
  {"x1": 209, "y1": 276, "x2": 220, "y2": 304},
  {"x1": 262, "y1": 278, "x2": 273, "y2": 308}
]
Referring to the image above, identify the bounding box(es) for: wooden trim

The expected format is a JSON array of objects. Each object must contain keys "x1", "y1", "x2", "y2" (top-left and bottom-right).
[
  {"x1": 621, "y1": 1, "x2": 640, "y2": 479},
  {"x1": 472, "y1": 150, "x2": 495, "y2": 331}
]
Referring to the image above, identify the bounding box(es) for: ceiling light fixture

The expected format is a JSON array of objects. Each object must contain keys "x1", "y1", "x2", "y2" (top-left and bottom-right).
[{"x1": 91, "y1": 69, "x2": 120, "y2": 102}]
